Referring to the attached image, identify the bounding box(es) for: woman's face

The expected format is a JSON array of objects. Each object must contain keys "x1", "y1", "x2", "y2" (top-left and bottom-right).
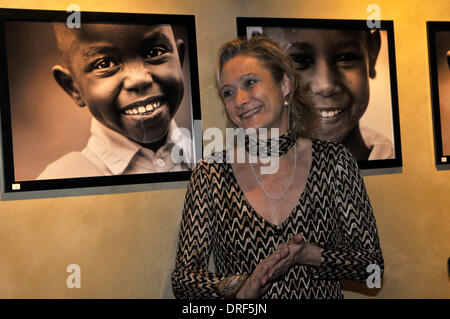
[
  {"x1": 264, "y1": 28, "x2": 373, "y2": 143},
  {"x1": 219, "y1": 55, "x2": 290, "y2": 132}
]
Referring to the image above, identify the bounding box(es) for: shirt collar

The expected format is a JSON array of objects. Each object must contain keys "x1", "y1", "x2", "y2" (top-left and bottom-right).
[{"x1": 86, "y1": 118, "x2": 192, "y2": 175}]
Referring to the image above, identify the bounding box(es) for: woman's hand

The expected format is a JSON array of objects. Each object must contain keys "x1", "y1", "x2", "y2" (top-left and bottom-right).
[
  {"x1": 267, "y1": 234, "x2": 323, "y2": 280},
  {"x1": 236, "y1": 244, "x2": 290, "y2": 299}
]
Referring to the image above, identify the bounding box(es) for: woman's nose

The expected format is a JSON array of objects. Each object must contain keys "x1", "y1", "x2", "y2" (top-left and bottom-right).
[
  {"x1": 235, "y1": 88, "x2": 250, "y2": 108},
  {"x1": 307, "y1": 60, "x2": 338, "y2": 97},
  {"x1": 122, "y1": 60, "x2": 153, "y2": 92}
]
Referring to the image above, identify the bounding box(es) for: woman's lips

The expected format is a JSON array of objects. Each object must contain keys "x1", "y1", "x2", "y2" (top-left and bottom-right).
[{"x1": 240, "y1": 106, "x2": 263, "y2": 119}]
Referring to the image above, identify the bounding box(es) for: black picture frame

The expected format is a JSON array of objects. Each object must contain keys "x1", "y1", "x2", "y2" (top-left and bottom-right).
[
  {"x1": 236, "y1": 17, "x2": 402, "y2": 171},
  {"x1": 0, "y1": 8, "x2": 202, "y2": 197},
  {"x1": 427, "y1": 21, "x2": 450, "y2": 168}
]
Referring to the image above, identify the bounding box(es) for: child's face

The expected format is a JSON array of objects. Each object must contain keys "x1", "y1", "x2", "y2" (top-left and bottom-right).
[
  {"x1": 264, "y1": 28, "x2": 376, "y2": 143},
  {"x1": 64, "y1": 24, "x2": 184, "y2": 144}
]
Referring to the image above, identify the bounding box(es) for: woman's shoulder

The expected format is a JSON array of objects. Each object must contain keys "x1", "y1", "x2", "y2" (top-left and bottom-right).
[
  {"x1": 192, "y1": 150, "x2": 229, "y2": 174},
  {"x1": 311, "y1": 138, "x2": 354, "y2": 161}
]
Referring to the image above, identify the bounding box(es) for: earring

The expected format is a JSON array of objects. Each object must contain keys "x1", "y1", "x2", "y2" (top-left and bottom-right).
[{"x1": 283, "y1": 99, "x2": 289, "y2": 107}]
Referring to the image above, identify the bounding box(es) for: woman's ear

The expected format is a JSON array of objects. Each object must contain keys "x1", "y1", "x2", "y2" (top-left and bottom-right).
[
  {"x1": 176, "y1": 39, "x2": 185, "y2": 67},
  {"x1": 367, "y1": 30, "x2": 381, "y2": 79},
  {"x1": 52, "y1": 65, "x2": 86, "y2": 107},
  {"x1": 281, "y1": 73, "x2": 292, "y2": 99}
]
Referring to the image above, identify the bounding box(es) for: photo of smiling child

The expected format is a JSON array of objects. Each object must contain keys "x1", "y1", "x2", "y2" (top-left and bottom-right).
[
  {"x1": 249, "y1": 25, "x2": 396, "y2": 162},
  {"x1": 434, "y1": 30, "x2": 450, "y2": 156},
  {"x1": 4, "y1": 21, "x2": 195, "y2": 180}
]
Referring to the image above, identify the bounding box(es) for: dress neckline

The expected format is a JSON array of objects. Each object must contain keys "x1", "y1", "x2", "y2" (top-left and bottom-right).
[{"x1": 226, "y1": 138, "x2": 317, "y2": 229}]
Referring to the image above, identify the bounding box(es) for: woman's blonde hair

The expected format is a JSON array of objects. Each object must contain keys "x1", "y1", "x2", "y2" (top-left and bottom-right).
[{"x1": 217, "y1": 36, "x2": 318, "y2": 138}]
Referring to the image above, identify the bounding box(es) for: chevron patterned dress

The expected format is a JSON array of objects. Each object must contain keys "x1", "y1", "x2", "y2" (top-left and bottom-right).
[{"x1": 172, "y1": 139, "x2": 383, "y2": 299}]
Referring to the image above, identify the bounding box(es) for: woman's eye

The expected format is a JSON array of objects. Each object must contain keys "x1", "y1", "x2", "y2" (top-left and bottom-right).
[
  {"x1": 222, "y1": 90, "x2": 233, "y2": 99},
  {"x1": 290, "y1": 54, "x2": 313, "y2": 70}
]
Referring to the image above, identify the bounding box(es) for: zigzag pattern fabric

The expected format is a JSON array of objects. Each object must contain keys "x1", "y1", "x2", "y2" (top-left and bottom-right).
[
  {"x1": 245, "y1": 129, "x2": 296, "y2": 157},
  {"x1": 172, "y1": 139, "x2": 384, "y2": 299}
]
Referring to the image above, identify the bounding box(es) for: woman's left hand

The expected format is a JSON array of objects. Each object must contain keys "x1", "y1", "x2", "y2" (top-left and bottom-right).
[{"x1": 266, "y1": 234, "x2": 322, "y2": 280}]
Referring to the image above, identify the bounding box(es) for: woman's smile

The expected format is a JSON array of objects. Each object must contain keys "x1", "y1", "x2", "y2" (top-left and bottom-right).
[{"x1": 220, "y1": 55, "x2": 290, "y2": 131}]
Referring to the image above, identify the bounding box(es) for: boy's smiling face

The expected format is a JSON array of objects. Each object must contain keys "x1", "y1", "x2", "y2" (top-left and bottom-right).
[
  {"x1": 57, "y1": 24, "x2": 184, "y2": 145},
  {"x1": 264, "y1": 28, "x2": 378, "y2": 143}
]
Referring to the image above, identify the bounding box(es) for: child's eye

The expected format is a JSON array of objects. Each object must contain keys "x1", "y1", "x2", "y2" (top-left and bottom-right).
[
  {"x1": 336, "y1": 53, "x2": 362, "y2": 65},
  {"x1": 91, "y1": 58, "x2": 120, "y2": 76},
  {"x1": 144, "y1": 47, "x2": 168, "y2": 61},
  {"x1": 93, "y1": 59, "x2": 117, "y2": 70},
  {"x1": 290, "y1": 54, "x2": 313, "y2": 70}
]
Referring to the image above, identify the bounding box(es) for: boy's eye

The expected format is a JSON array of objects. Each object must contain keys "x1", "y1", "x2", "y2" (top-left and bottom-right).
[
  {"x1": 336, "y1": 53, "x2": 362, "y2": 65},
  {"x1": 290, "y1": 54, "x2": 313, "y2": 70},
  {"x1": 92, "y1": 58, "x2": 119, "y2": 73},
  {"x1": 144, "y1": 47, "x2": 168, "y2": 61}
]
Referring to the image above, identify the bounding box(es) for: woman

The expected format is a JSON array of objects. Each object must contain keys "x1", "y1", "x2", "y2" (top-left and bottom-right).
[{"x1": 171, "y1": 36, "x2": 383, "y2": 299}]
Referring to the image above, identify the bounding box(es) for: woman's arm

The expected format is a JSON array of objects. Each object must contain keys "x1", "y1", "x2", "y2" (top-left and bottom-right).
[
  {"x1": 304, "y1": 145, "x2": 384, "y2": 282},
  {"x1": 263, "y1": 145, "x2": 383, "y2": 284},
  {"x1": 171, "y1": 161, "x2": 223, "y2": 298}
]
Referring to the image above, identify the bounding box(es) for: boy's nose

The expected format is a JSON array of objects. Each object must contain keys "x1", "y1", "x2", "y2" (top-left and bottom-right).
[
  {"x1": 122, "y1": 61, "x2": 153, "y2": 92},
  {"x1": 308, "y1": 60, "x2": 338, "y2": 97}
]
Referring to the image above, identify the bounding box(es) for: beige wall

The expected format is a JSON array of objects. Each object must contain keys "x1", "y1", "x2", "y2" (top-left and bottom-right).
[{"x1": 0, "y1": 0, "x2": 449, "y2": 298}]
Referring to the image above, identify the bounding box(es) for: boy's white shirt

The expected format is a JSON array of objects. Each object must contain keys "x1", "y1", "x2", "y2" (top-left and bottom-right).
[
  {"x1": 37, "y1": 118, "x2": 193, "y2": 179},
  {"x1": 360, "y1": 126, "x2": 394, "y2": 160}
]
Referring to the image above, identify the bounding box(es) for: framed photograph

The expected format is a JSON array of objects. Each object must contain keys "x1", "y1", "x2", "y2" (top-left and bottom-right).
[
  {"x1": 237, "y1": 17, "x2": 402, "y2": 171},
  {"x1": 427, "y1": 21, "x2": 450, "y2": 167},
  {"x1": 0, "y1": 9, "x2": 202, "y2": 197}
]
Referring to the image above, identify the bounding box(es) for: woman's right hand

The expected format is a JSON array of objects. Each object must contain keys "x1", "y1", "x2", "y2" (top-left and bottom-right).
[{"x1": 236, "y1": 245, "x2": 290, "y2": 299}]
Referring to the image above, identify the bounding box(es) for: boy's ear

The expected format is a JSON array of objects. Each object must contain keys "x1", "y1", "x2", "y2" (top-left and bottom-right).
[
  {"x1": 367, "y1": 30, "x2": 381, "y2": 79},
  {"x1": 52, "y1": 65, "x2": 86, "y2": 107},
  {"x1": 176, "y1": 39, "x2": 185, "y2": 67}
]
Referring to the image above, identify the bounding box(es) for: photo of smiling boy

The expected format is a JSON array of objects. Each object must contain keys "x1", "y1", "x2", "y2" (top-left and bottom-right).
[
  {"x1": 36, "y1": 23, "x2": 193, "y2": 179},
  {"x1": 435, "y1": 32, "x2": 450, "y2": 156},
  {"x1": 261, "y1": 27, "x2": 395, "y2": 161}
]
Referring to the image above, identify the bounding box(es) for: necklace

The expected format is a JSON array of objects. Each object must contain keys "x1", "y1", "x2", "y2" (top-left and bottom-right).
[{"x1": 249, "y1": 141, "x2": 297, "y2": 200}]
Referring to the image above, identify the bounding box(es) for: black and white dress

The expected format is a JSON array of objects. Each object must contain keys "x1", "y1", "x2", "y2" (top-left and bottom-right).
[{"x1": 172, "y1": 139, "x2": 384, "y2": 299}]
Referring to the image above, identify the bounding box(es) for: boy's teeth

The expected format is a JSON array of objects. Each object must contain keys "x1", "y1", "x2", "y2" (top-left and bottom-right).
[
  {"x1": 124, "y1": 100, "x2": 162, "y2": 115},
  {"x1": 320, "y1": 109, "x2": 344, "y2": 118}
]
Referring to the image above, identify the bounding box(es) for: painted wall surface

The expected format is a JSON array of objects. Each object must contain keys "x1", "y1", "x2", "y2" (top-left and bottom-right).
[{"x1": 0, "y1": 0, "x2": 449, "y2": 298}]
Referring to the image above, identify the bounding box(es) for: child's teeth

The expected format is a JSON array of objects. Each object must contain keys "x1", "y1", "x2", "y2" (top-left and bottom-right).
[
  {"x1": 320, "y1": 109, "x2": 343, "y2": 118},
  {"x1": 124, "y1": 100, "x2": 162, "y2": 115}
]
